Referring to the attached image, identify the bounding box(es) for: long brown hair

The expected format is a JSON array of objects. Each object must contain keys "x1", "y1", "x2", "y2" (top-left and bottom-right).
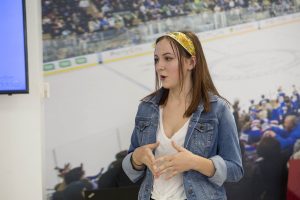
[{"x1": 144, "y1": 31, "x2": 228, "y2": 116}]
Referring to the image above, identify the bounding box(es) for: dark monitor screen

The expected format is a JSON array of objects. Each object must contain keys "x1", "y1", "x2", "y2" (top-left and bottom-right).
[{"x1": 0, "y1": 0, "x2": 28, "y2": 94}]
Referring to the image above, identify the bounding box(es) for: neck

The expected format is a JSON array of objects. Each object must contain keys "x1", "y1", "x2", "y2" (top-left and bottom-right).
[
  {"x1": 168, "y1": 78, "x2": 192, "y2": 106},
  {"x1": 168, "y1": 89, "x2": 191, "y2": 102}
]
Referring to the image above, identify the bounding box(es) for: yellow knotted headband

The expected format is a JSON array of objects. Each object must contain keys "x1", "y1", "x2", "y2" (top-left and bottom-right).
[{"x1": 166, "y1": 32, "x2": 196, "y2": 56}]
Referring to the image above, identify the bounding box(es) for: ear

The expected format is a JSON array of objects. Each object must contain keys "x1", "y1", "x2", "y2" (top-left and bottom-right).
[{"x1": 187, "y1": 56, "x2": 196, "y2": 70}]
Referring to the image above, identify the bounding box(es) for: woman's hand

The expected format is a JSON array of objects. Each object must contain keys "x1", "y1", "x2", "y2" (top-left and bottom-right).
[
  {"x1": 155, "y1": 141, "x2": 197, "y2": 179},
  {"x1": 132, "y1": 142, "x2": 160, "y2": 177}
]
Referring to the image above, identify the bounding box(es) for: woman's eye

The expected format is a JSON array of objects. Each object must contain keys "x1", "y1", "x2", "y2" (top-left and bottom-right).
[
  {"x1": 165, "y1": 57, "x2": 172, "y2": 61},
  {"x1": 154, "y1": 58, "x2": 158, "y2": 63}
]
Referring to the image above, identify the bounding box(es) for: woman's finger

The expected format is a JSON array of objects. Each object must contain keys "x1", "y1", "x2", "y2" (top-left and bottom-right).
[
  {"x1": 155, "y1": 155, "x2": 172, "y2": 165},
  {"x1": 171, "y1": 141, "x2": 185, "y2": 152},
  {"x1": 146, "y1": 142, "x2": 160, "y2": 150},
  {"x1": 156, "y1": 158, "x2": 173, "y2": 174},
  {"x1": 165, "y1": 170, "x2": 178, "y2": 180},
  {"x1": 147, "y1": 149, "x2": 156, "y2": 163},
  {"x1": 158, "y1": 165, "x2": 173, "y2": 176}
]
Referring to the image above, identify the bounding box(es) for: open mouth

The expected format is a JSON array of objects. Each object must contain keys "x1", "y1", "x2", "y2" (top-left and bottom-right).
[{"x1": 160, "y1": 75, "x2": 167, "y2": 80}]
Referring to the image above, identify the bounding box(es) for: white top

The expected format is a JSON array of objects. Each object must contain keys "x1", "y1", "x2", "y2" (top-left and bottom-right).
[{"x1": 151, "y1": 107, "x2": 190, "y2": 200}]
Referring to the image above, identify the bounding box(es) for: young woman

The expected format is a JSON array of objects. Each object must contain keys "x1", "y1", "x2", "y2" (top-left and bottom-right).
[{"x1": 122, "y1": 31, "x2": 243, "y2": 200}]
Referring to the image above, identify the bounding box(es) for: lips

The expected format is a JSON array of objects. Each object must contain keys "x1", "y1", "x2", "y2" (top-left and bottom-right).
[{"x1": 160, "y1": 75, "x2": 167, "y2": 80}]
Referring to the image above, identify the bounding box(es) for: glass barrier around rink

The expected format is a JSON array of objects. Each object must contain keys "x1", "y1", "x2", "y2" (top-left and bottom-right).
[{"x1": 43, "y1": 4, "x2": 300, "y2": 63}]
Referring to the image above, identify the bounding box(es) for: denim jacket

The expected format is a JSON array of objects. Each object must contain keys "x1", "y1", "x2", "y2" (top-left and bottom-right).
[{"x1": 122, "y1": 89, "x2": 244, "y2": 200}]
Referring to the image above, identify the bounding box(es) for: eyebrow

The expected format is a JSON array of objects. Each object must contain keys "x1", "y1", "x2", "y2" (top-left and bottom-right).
[{"x1": 154, "y1": 52, "x2": 174, "y2": 57}]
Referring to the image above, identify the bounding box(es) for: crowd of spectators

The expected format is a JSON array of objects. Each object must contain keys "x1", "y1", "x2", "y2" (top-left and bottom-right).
[
  {"x1": 226, "y1": 85, "x2": 300, "y2": 199},
  {"x1": 42, "y1": 0, "x2": 298, "y2": 62},
  {"x1": 238, "y1": 85, "x2": 300, "y2": 152},
  {"x1": 42, "y1": 0, "x2": 296, "y2": 40}
]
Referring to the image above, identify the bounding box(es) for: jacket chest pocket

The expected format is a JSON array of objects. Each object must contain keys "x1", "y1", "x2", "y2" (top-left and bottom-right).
[
  {"x1": 190, "y1": 121, "x2": 215, "y2": 156},
  {"x1": 136, "y1": 118, "x2": 152, "y2": 146}
]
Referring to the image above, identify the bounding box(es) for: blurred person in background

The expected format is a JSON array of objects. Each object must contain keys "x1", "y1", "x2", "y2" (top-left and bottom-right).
[
  {"x1": 264, "y1": 115, "x2": 300, "y2": 152},
  {"x1": 52, "y1": 164, "x2": 93, "y2": 200},
  {"x1": 97, "y1": 150, "x2": 142, "y2": 188},
  {"x1": 251, "y1": 137, "x2": 284, "y2": 200}
]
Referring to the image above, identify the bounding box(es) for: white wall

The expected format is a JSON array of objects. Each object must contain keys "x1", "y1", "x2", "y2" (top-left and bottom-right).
[{"x1": 0, "y1": 0, "x2": 44, "y2": 200}]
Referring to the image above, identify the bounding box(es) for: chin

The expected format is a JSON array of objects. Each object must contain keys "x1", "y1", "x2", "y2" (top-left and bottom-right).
[
  {"x1": 161, "y1": 81, "x2": 178, "y2": 90},
  {"x1": 161, "y1": 84, "x2": 176, "y2": 90},
  {"x1": 161, "y1": 83, "x2": 171, "y2": 89}
]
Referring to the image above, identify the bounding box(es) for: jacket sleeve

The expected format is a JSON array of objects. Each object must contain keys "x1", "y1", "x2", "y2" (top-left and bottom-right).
[
  {"x1": 208, "y1": 103, "x2": 244, "y2": 186},
  {"x1": 122, "y1": 105, "x2": 146, "y2": 183}
]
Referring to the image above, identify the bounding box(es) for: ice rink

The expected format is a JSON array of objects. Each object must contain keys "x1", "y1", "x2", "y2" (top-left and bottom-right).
[{"x1": 45, "y1": 20, "x2": 300, "y2": 190}]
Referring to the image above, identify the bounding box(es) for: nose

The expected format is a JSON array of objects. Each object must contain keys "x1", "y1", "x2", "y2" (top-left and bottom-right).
[{"x1": 156, "y1": 61, "x2": 165, "y2": 71}]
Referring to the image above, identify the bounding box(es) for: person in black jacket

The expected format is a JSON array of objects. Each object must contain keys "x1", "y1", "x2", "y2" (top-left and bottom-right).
[
  {"x1": 251, "y1": 137, "x2": 284, "y2": 200},
  {"x1": 97, "y1": 150, "x2": 142, "y2": 188}
]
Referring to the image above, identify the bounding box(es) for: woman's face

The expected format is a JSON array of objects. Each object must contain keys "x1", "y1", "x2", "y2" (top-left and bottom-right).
[{"x1": 154, "y1": 38, "x2": 190, "y2": 90}]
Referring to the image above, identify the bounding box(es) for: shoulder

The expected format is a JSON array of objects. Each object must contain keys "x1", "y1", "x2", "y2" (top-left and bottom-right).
[
  {"x1": 136, "y1": 89, "x2": 163, "y2": 116},
  {"x1": 213, "y1": 95, "x2": 229, "y2": 106},
  {"x1": 142, "y1": 88, "x2": 164, "y2": 104},
  {"x1": 196, "y1": 95, "x2": 231, "y2": 123},
  {"x1": 137, "y1": 100, "x2": 154, "y2": 112},
  {"x1": 134, "y1": 99, "x2": 157, "y2": 121},
  {"x1": 209, "y1": 94, "x2": 231, "y2": 117}
]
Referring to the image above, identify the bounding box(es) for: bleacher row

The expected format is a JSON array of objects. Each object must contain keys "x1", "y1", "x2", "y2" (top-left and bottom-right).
[
  {"x1": 42, "y1": 0, "x2": 295, "y2": 40},
  {"x1": 42, "y1": 0, "x2": 299, "y2": 63}
]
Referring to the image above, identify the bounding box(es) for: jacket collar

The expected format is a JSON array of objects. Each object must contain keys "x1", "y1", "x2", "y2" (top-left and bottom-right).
[
  {"x1": 142, "y1": 88, "x2": 218, "y2": 106},
  {"x1": 141, "y1": 88, "x2": 164, "y2": 105}
]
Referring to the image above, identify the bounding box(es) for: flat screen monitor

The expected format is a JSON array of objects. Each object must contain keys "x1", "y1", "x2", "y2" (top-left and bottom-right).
[{"x1": 0, "y1": 0, "x2": 28, "y2": 94}]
